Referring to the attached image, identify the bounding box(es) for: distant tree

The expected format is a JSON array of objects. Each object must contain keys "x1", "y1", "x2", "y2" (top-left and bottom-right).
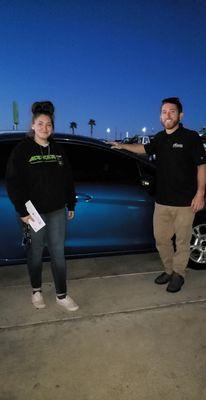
[
  {"x1": 70, "y1": 121, "x2": 77, "y2": 135},
  {"x1": 88, "y1": 119, "x2": 96, "y2": 137}
]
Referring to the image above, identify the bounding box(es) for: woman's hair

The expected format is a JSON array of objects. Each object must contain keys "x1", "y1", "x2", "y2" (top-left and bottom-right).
[{"x1": 31, "y1": 101, "x2": 55, "y2": 129}]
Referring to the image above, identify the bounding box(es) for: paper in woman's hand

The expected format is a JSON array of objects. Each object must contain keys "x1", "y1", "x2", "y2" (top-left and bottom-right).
[{"x1": 25, "y1": 200, "x2": 46, "y2": 232}]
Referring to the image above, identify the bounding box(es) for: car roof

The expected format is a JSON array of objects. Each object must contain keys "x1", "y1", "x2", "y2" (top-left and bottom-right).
[{"x1": 0, "y1": 130, "x2": 103, "y2": 144}]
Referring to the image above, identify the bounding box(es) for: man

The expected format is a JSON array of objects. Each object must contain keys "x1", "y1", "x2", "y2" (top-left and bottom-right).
[{"x1": 108, "y1": 97, "x2": 206, "y2": 292}]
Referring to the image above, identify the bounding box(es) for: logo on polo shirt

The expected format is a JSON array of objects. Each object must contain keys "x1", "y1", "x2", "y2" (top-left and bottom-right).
[{"x1": 173, "y1": 143, "x2": 183, "y2": 148}]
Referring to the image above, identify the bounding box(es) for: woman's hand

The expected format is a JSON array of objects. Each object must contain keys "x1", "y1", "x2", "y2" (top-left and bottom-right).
[{"x1": 21, "y1": 215, "x2": 33, "y2": 224}]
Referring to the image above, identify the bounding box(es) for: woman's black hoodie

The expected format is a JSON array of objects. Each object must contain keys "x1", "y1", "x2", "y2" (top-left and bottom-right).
[{"x1": 6, "y1": 136, "x2": 76, "y2": 217}]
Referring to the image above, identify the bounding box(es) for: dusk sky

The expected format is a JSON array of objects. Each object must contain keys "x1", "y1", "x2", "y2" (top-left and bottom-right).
[{"x1": 0, "y1": 0, "x2": 206, "y2": 138}]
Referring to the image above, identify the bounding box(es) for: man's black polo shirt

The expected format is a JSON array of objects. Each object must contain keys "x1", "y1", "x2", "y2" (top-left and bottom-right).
[{"x1": 144, "y1": 125, "x2": 206, "y2": 206}]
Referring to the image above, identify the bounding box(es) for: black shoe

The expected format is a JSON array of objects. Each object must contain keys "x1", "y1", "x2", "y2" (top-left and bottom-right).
[
  {"x1": 166, "y1": 272, "x2": 184, "y2": 293},
  {"x1": 154, "y1": 272, "x2": 172, "y2": 285}
]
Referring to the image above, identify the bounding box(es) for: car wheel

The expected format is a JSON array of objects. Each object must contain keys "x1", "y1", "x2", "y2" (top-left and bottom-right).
[{"x1": 188, "y1": 218, "x2": 206, "y2": 270}]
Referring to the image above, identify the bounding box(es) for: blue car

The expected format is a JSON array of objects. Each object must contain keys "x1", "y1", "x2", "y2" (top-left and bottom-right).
[{"x1": 0, "y1": 131, "x2": 205, "y2": 269}]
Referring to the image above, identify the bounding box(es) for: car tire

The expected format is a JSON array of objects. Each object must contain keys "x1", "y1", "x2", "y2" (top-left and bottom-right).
[{"x1": 188, "y1": 214, "x2": 206, "y2": 270}]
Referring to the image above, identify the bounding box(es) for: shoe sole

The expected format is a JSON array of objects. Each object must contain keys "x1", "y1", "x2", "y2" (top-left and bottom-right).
[
  {"x1": 155, "y1": 279, "x2": 171, "y2": 285},
  {"x1": 56, "y1": 301, "x2": 79, "y2": 312},
  {"x1": 154, "y1": 276, "x2": 171, "y2": 285},
  {"x1": 166, "y1": 282, "x2": 184, "y2": 293},
  {"x1": 32, "y1": 303, "x2": 46, "y2": 309}
]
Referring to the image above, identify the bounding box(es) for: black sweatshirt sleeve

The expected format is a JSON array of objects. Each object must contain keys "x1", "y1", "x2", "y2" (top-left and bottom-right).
[{"x1": 5, "y1": 145, "x2": 29, "y2": 217}]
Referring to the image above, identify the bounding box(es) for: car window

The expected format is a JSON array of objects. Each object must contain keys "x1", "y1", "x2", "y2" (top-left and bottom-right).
[
  {"x1": 61, "y1": 142, "x2": 140, "y2": 184},
  {"x1": 139, "y1": 161, "x2": 155, "y2": 179},
  {"x1": 0, "y1": 138, "x2": 153, "y2": 186},
  {"x1": 0, "y1": 141, "x2": 19, "y2": 180}
]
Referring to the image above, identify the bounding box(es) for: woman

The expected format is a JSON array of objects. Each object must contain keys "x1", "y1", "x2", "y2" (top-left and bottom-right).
[{"x1": 6, "y1": 101, "x2": 79, "y2": 312}]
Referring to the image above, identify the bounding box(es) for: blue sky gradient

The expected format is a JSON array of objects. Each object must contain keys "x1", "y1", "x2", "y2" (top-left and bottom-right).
[{"x1": 0, "y1": 0, "x2": 206, "y2": 138}]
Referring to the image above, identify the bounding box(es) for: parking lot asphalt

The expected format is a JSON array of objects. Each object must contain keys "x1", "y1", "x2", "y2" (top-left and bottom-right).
[{"x1": 0, "y1": 253, "x2": 206, "y2": 400}]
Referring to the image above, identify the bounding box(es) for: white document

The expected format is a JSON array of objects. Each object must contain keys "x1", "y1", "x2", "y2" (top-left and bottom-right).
[{"x1": 25, "y1": 200, "x2": 46, "y2": 232}]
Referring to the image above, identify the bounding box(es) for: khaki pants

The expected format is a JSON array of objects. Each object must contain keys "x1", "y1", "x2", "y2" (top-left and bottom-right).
[{"x1": 153, "y1": 203, "x2": 195, "y2": 277}]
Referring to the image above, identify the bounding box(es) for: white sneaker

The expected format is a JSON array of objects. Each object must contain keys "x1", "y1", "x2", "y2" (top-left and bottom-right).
[
  {"x1": 56, "y1": 295, "x2": 79, "y2": 311},
  {"x1": 32, "y1": 291, "x2": 46, "y2": 309}
]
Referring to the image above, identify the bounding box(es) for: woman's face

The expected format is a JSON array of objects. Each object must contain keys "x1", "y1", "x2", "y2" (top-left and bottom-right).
[{"x1": 32, "y1": 114, "x2": 53, "y2": 144}]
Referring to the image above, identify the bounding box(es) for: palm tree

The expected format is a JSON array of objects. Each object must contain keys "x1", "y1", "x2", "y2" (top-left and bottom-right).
[
  {"x1": 70, "y1": 121, "x2": 77, "y2": 135},
  {"x1": 88, "y1": 119, "x2": 96, "y2": 137}
]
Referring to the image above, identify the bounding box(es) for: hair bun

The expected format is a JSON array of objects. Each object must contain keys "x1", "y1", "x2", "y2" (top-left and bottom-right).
[{"x1": 32, "y1": 101, "x2": 55, "y2": 115}]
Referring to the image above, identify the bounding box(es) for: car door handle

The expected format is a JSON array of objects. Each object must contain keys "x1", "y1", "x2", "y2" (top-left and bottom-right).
[{"x1": 76, "y1": 194, "x2": 93, "y2": 202}]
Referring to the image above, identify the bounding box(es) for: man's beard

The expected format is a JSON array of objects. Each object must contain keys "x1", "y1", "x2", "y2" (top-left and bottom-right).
[{"x1": 161, "y1": 118, "x2": 180, "y2": 130}]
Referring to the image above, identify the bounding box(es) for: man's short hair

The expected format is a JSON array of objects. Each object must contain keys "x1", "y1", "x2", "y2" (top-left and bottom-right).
[{"x1": 161, "y1": 97, "x2": 183, "y2": 113}]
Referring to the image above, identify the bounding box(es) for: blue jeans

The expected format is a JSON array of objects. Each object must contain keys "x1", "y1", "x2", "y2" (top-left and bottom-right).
[{"x1": 27, "y1": 208, "x2": 67, "y2": 296}]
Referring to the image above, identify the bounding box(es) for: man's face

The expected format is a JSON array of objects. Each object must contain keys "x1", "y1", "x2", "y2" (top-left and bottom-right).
[{"x1": 160, "y1": 103, "x2": 183, "y2": 131}]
